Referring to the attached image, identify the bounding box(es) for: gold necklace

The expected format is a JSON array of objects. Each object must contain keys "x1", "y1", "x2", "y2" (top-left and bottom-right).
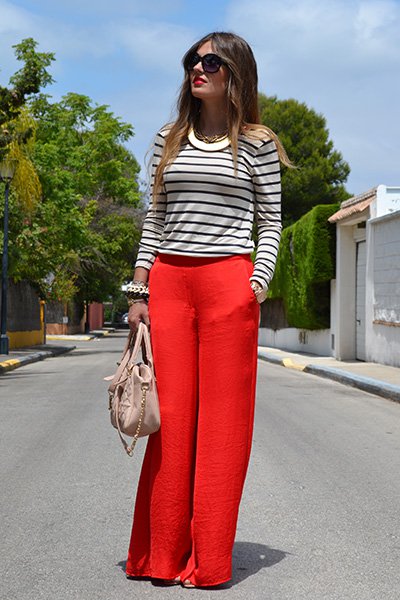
[
  {"x1": 193, "y1": 126, "x2": 228, "y2": 144},
  {"x1": 188, "y1": 128, "x2": 231, "y2": 151}
]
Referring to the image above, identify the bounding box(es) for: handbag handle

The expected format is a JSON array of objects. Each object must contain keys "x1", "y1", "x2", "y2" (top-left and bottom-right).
[
  {"x1": 107, "y1": 322, "x2": 151, "y2": 391},
  {"x1": 126, "y1": 322, "x2": 154, "y2": 368},
  {"x1": 138, "y1": 322, "x2": 156, "y2": 373}
]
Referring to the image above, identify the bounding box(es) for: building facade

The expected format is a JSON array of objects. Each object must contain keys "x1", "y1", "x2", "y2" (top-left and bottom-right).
[{"x1": 329, "y1": 185, "x2": 400, "y2": 367}]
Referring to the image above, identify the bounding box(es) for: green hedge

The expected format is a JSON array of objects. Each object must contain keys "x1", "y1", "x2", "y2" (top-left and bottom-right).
[{"x1": 267, "y1": 203, "x2": 339, "y2": 329}]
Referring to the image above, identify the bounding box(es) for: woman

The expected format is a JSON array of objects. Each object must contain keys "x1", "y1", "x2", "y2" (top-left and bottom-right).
[{"x1": 125, "y1": 31, "x2": 292, "y2": 589}]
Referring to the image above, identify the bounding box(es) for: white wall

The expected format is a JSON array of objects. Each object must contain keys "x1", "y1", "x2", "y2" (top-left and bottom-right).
[
  {"x1": 259, "y1": 327, "x2": 331, "y2": 355},
  {"x1": 374, "y1": 185, "x2": 400, "y2": 218},
  {"x1": 366, "y1": 211, "x2": 400, "y2": 367}
]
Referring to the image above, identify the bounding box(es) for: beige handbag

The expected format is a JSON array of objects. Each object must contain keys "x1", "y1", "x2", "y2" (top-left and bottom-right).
[{"x1": 106, "y1": 322, "x2": 160, "y2": 456}]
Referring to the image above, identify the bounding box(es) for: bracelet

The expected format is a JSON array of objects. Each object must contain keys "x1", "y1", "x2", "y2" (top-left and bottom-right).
[
  {"x1": 125, "y1": 279, "x2": 149, "y2": 302},
  {"x1": 126, "y1": 280, "x2": 149, "y2": 293},
  {"x1": 128, "y1": 298, "x2": 147, "y2": 307}
]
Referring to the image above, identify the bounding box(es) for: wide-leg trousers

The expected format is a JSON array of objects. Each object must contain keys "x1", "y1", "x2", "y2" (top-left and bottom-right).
[{"x1": 126, "y1": 252, "x2": 260, "y2": 587}]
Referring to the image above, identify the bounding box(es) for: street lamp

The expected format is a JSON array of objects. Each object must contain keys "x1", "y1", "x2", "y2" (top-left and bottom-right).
[{"x1": 0, "y1": 159, "x2": 17, "y2": 355}]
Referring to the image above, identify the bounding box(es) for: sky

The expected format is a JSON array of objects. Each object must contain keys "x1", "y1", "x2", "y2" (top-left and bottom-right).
[{"x1": 1, "y1": 0, "x2": 399, "y2": 196}]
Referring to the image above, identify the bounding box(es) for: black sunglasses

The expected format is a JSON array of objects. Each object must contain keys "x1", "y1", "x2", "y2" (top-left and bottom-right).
[{"x1": 185, "y1": 52, "x2": 224, "y2": 73}]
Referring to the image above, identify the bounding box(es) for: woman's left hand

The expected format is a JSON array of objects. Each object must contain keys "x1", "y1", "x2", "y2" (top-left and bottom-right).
[{"x1": 250, "y1": 281, "x2": 267, "y2": 303}]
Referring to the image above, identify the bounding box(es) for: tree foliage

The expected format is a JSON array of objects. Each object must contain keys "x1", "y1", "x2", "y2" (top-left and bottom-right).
[
  {"x1": 17, "y1": 93, "x2": 142, "y2": 301},
  {"x1": 259, "y1": 94, "x2": 351, "y2": 226},
  {"x1": 0, "y1": 38, "x2": 54, "y2": 215},
  {"x1": 0, "y1": 38, "x2": 144, "y2": 308},
  {"x1": 0, "y1": 38, "x2": 54, "y2": 160},
  {"x1": 5, "y1": 108, "x2": 42, "y2": 213},
  {"x1": 1, "y1": 39, "x2": 143, "y2": 304}
]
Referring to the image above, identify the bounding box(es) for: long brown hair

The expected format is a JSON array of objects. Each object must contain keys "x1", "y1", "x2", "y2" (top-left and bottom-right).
[{"x1": 152, "y1": 31, "x2": 294, "y2": 204}]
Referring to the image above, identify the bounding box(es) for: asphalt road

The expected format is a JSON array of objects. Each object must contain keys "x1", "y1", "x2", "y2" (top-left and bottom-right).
[{"x1": 1, "y1": 332, "x2": 399, "y2": 600}]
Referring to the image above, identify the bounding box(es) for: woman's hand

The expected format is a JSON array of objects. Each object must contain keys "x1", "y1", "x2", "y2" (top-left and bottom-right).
[
  {"x1": 127, "y1": 301, "x2": 150, "y2": 332},
  {"x1": 250, "y1": 281, "x2": 267, "y2": 303}
]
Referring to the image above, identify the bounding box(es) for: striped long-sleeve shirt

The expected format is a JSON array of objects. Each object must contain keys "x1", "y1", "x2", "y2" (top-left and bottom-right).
[{"x1": 135, "y1": 127, "x2": 282, "y2": 289}]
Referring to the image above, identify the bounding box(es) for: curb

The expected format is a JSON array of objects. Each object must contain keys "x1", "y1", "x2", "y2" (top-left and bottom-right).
[
  {"x1": 303, "y1": 364, "x2": 400, "y2": 404},
  {"x1": 258, "y1": 350, "x2": 400, "y2": 404},
  {"x1": 46, "y1": 329, "x2": 115, "y2": 342},
  {"x1": 46, "y1": 334, "x2": 95, "y2": 341},
  {"x1": 0, "y1": 345, "x2": 76, "y2": 375}
]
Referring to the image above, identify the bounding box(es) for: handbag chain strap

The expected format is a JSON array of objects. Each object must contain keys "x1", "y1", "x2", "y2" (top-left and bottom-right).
[
  {"x1": 112, "y1": 381, "x2": 150, "y2": 456},
  {"x1": 125, "y1": 382, "x2": 150, "y2": 456}
]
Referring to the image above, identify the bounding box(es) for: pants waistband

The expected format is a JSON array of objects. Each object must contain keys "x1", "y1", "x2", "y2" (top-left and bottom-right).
[{"x1": 156, "y1": 252, "x2": 253, "y2": 267}]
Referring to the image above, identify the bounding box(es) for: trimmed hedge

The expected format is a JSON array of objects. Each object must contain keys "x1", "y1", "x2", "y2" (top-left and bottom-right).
[{"x1": 267, "y1": 203, "x2": 339, "y2": 330}]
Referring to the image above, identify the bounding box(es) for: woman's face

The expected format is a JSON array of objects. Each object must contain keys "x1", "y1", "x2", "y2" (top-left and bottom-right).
[{"x1": 189, "y1": 40, "x2": 229, "y2": 103}]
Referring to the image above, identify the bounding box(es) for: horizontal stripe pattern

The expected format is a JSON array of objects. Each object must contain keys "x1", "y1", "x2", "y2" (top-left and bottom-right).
[{"x1": 135, "y1": 128, "x2": 282, "y2": 288}]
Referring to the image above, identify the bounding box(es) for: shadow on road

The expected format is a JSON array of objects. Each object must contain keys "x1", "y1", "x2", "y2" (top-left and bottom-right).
[{"x1": 116, "y1": 540, "x2": 288, "y2": 589}]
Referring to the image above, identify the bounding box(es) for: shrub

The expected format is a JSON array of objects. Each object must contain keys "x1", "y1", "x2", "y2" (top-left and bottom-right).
[{"x1": 267, "y1": 203, "x2": 338, "y2": 329}]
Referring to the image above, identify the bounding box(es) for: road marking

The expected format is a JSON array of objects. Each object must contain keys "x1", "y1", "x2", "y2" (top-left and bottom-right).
[{"x1": 282, "y1": 358, "x2": 306, "y2": 371}]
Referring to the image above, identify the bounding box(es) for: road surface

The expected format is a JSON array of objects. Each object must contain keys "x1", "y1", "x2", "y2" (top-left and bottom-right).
[{"x1": 1, "y1": 332, "x2": 399, "y2": 600}]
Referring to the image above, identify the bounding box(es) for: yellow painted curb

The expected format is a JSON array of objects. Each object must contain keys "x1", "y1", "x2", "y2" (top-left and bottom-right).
[
  {"x1": 282, "y1": 358, "x2": 306, "y2": 371},
  {"x1": 0, "y1": 358, "x2": 21, "y2": 371},
  {"x1": 46, "y1": 334, "x2": 92, "y2": 341}
]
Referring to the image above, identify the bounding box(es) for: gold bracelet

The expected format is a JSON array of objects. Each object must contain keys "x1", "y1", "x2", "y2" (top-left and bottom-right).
[{"x1": 128, "y1": 298, "x2": 147, "y2": 307}]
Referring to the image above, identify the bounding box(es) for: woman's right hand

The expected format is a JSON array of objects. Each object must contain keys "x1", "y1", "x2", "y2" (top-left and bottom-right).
[{"x1": 127, "y1": 301, "x2": 150, "y2": 332}]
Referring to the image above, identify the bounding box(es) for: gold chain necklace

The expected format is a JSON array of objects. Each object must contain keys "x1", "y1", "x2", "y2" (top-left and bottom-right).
[{"x1": 193, "y1": 126, "x2": 228, "y2": 144}]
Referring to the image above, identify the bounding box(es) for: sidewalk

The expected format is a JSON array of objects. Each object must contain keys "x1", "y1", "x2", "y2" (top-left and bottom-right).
[
  {"x1": 0, "y1": 343, "x2": 75, "y2": 375},
  {"x1": 46, "y1": 327, "x2": 116, "y2": 341},
  {"x1": 258, "y1": 346, "x2": 400, "y2": 404},
  {"x1": 0, "y1": 327, "x2": 116, "y2": 375}
]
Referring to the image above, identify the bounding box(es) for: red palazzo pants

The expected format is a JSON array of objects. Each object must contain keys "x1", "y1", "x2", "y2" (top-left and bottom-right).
[{"x1": 126, "y1": 253, "x2": 260, "y2": 587}]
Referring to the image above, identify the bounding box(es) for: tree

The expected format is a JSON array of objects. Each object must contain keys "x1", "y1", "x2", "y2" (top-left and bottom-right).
[
  {"x1": 0, "y1": 39, "x2": 54, "y2": 221},
  {"x1": 1, "y1": 40, "x2": 142, "y2": 307},
  {"x1": 0, "y1": 38, "x2": 54, "y2": 160},
  {"x1": 22, "y1": 92, "x2": 142, "y2": 302},
  {"x1": 259, "y1": 94, "x2": 351, "y2": 226}
]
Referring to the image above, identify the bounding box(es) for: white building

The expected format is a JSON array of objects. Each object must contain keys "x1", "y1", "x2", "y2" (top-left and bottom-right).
[{"x1": 329, "y1": 185, "x2": 400, "y2": 367}]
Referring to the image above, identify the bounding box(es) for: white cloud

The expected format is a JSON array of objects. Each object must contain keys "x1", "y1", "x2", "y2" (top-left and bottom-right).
[
  {"x1": 0, "y1": 0, "x2": 115, "y2": 79},
  {"x1": 25, "y1": 0, "x2": 185, "y2": 16},
  {"x1": 1, "y1": 0, "x2": 398, "y2": 194},
  {"x1": 0, "y1": 0, "x2": 33, "y2": 33},
  {"x1": 355, "y1": 0, "x2": 398, "y2": 49},
  {"x1": 226, "y1": 0, "x2": 400, "y2": 193},
  {"x1": 0, "y1": 1, "x2": 194, "y2": 72},
  {"x1": 115, "y1": 19, "x2": 194, "y2": 74},
  {"x1": 0, "y1": 0, "x2": 195, "y2": 184}
]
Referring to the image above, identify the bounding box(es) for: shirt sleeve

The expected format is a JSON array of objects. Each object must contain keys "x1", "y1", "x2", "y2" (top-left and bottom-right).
[
  {"x1": 134, "y1": 131, "x2": 167, "y2": 271},
  {"x1": 249, "y1": 138, "x2": 282, "y2": 289}
]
